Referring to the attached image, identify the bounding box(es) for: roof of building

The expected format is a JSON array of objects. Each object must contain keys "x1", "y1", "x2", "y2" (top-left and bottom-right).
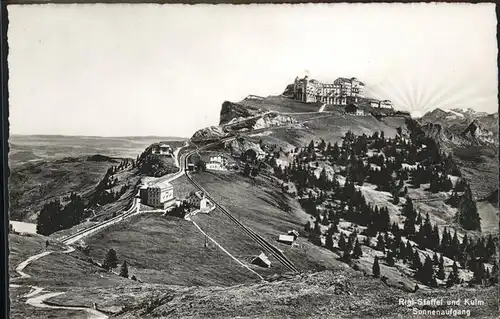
[
  {"x1": 150, "y1": 182, "x2": 173, "y2": 191},
  {"x1": 159, "y1": 144, "x2": 171, "y2": 148},
  {"x1": 278, "y1": 235, "x2": 295, "y2": 242},
  {"x1": 288, "y1": 230, "x2": 300, "y2": 236},
  {"x1": 253, "y1": 252, "x2": 271, "y2": 266}
]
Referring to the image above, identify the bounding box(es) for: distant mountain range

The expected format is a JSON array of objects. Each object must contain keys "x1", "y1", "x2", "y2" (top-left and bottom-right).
[{"x1": 418, "y1": 108, "x2": 498, "y2": 149}]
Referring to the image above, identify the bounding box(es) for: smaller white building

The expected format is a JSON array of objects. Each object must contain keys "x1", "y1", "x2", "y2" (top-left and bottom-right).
[
  {"x1": 200, "y1": 195, "x2": 214, "y2": 213},
  {"x1": 288, "y1": 230, "x2": 300, "y2": 240},
  {"x1": 152, "y1": 144, "x2": 173, "y2": 156},
  {"x1": 379, "y1": 100, "x2": 393, "y2": 109},
  {"x1": 356, "y1": 109, "x2": 365, "y2": 116},
  {"x1": 252, "y1": 252, "x2": 271, "y2": 268},
  {"x1": 278, "y1": 235, "x2": 295, "y2": 245},
  {"x1": 206, "y1": 155, "x2": 227, "y2": 171}
]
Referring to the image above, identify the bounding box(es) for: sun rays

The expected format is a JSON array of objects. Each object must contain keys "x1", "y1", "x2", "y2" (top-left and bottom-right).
[{"x1": 365, "y1": 69, "x2": 497, "y2": 117}]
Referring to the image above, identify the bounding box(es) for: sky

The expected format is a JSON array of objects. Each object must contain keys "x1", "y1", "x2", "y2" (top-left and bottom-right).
[{"x1": 8, "y1": 3, "x2": 498, "y2": 137}]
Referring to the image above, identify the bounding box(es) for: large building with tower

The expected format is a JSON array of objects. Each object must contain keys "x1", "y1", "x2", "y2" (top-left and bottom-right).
[
  {"x1": 291, "y1": 75, "x2": 393, "y2": 109},
  {"x1": 293, "y1": 75, "x2": 365, "y2": 105}
]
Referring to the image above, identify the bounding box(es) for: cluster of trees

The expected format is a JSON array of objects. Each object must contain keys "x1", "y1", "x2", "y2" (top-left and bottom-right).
[
  {"x1": 242, "y1": 162, "x2": 261, "y2": 178},
  {"x1": 301, "y1": 180, "x2": 392, "y2": 237},
  {"x1": 275, "y1": 123, "x2": 493, "y2": 288},
  {"x1": 88, "y1": 169, "x2": 127, "y2": 207},
  {"x1": 37, "y1": 193, "x2": 85, "y2": 236},
  {"x1": 117, "y1": 158, "x2": 136, "y2": 170},
  {"x1": 304, "y1": 221, "x2": 363, "y2": 262},
  {"x1": 366, "y1": 228, "x2": 498, "y2": 287},
  {"x1": 102, "y1": 248, "x2": 131, "y2": 279},
  {"x1": 37, "y1": 159, "x2": 134, "y2": 235},
  {"x1": 167, "y1": 201, "x2": 193, "y2": 218},
  {"x1": 447, "y1": 186, "x2": 481, "y2": 231}
]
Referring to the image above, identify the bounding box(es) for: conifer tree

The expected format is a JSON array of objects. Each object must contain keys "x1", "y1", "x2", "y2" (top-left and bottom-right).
[
  {"x1": 486, "y1": 234, "x2": 496, "y2": 260},
  {"x1": 433, "y1": 252, "x2": 439, "y2": 265},
  {"x1": 342, "y1": 249, "x2": 352, "y2": 262},
  {"x1": 353, "y1": 239, "x2": 363, "y2": 259},
  {"x1": 372, "y1": 256, "x2": 381, "y2": 278},
  {"x1": 421, "y1": 255, "x2": 437, "y2": 286},
  {"x1": 376, "y1": 233, "x2": 386, "y2": 252},
  {"x1": 338, "y1": 233, "x2": 347, "y2": 251},
  {"x1": 490, "y1": 261, "x2": 499, "y2": 285},
  {"x1": 412, "y1": 250, "x2": 422, "y2": 271},
  {"x1": 304, "y1": 221, "x2": 311, "y2": 233},
  {"x1": 387, "y1": 250, "x2": 396, "y2": 267},
  {"x1": 103, "y1": 248, "x2": 118, "y2": 271},
  {"x1": 472, "y1": 262, "x2": 485, "y2": 285},
  {"x1": 119, "y1": 260, "x2": 129, "y2": 278},
  {"x1": 325, "y1": 233, "x2": 334, "y2": 250},
  {"x1": 405, "y1": 240, "x2": 413, "y2": 263},
  {"x1": 458, "y1": 194, "x2": 481, "y2": 231},
  {"x1": 437, "y1": 255, "x2": 446, "y2": 280},
  {"x1": 415, "y1": 212, "x2": 422, "y2": 225},
  {"x1": 446, "y1": 271, "x2": 456, "y2": 288}
]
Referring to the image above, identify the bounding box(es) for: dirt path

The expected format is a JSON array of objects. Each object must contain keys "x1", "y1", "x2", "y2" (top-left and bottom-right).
[
  {"x1": 15, "y1": 250, "x2": 53, "y2": 279},
  {"x1": 26, "y1": 292, "x2": 108, "y2": 319},
  {"x1": 10, "y1": 245, "x2": 109, "y2": 319}
]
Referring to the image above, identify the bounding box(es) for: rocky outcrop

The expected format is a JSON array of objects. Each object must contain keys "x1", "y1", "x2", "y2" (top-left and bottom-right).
[
  {"x1": 421, "y1": 120, "x2": 496, "y2": 150},
  {"x1": 219, "y1": 101, "x2": 261, "y2": 125},
  {"x1": 224, "y1": 137, "x2": 266, "y2": 159},
  {"x1": 190, "y1": 126, "x2": 227, "y2": 143},
  {"x1": 461, "y1": 120, "x2": 496, "y2": 144},
  {"x1": 253, "y1": 113, "x2": 296, "y2": 130}
]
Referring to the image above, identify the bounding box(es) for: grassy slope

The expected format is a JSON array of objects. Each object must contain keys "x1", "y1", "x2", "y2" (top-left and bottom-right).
[
  {"x1": 9, "y1": 233, "x2": 123, "y2": 319},
  {"x1": 169, "y1": 175, "x2": 197, "y2": 199},
  {"x1": 253, "y1": 114, "x2": 402, "y2": 152},
  {"x1": 9, "y1": 158, "x2": 116, "y2": 223},
  {"x1": 192, "y1": 171, "x2": 348, "y2": 275},
  {"x1": 238, "y1": 95, "x2": 322, "y2": 113},
  {"x1": 453, "y1": 146, "x2": 498, "y2": 200},
  {"x1": 83, "y1": 213, "x2": 261, "y2": 287},
  {"x1": 8, "y1": 233, "x2": 65, "y2": 278},
  {"x1": 49, "y1": 269, "x2": 498, "y2": 319}
]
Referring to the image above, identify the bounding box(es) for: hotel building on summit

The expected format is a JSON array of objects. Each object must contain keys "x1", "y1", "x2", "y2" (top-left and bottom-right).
[
  {"x1": 292, "y1": 75, "x2": 393, "y2": 109},
  {"x1": 293, "y1": 75, "x2": 365, "y2": 105}
]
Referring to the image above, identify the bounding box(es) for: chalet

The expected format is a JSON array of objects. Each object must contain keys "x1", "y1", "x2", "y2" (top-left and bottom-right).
[
  {"x1": 364, "y1": 98, "x2": 381, "y2": 108},
  {"x1": 345, "y1": 103, "x2": 362, "y2": 116},
  {"x1": 251, "y1": 252, "x2": 271, "y2": 268},
  {"x1": 379, "y1": 100, "x2": 393, "y2": 109},
  {"x1": 152, "y1": 143, "x2": 173, "y2": 156},
  {"x1": 278, "y1": 234, "x2": 295, "y2": 245},
  {"x1": 159, "y1": 144, "x2": 173, "y2": 155},
  {"x1": 288, "y1": 230, "x2": 300, "y2": 240},
  {"x1": 199, "y1": 194, "x2": 214, "y2": 213},
  {"x1": 206, "y1": 155, "x2": 227, "y2": 171}
]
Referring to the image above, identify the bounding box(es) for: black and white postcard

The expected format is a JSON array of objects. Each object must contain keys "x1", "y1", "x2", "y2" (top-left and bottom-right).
[{"x1": 5, "y1": 3, "x2": 499, "y2": 318}]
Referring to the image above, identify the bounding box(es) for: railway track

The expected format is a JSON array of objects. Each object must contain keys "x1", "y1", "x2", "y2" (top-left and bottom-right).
[
  {"x1": 184, "y1": 151, "x2": 299, "y2": 273},
  {"x1": 59, "y1": 196, "x2": 139, "y2": 245}
]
